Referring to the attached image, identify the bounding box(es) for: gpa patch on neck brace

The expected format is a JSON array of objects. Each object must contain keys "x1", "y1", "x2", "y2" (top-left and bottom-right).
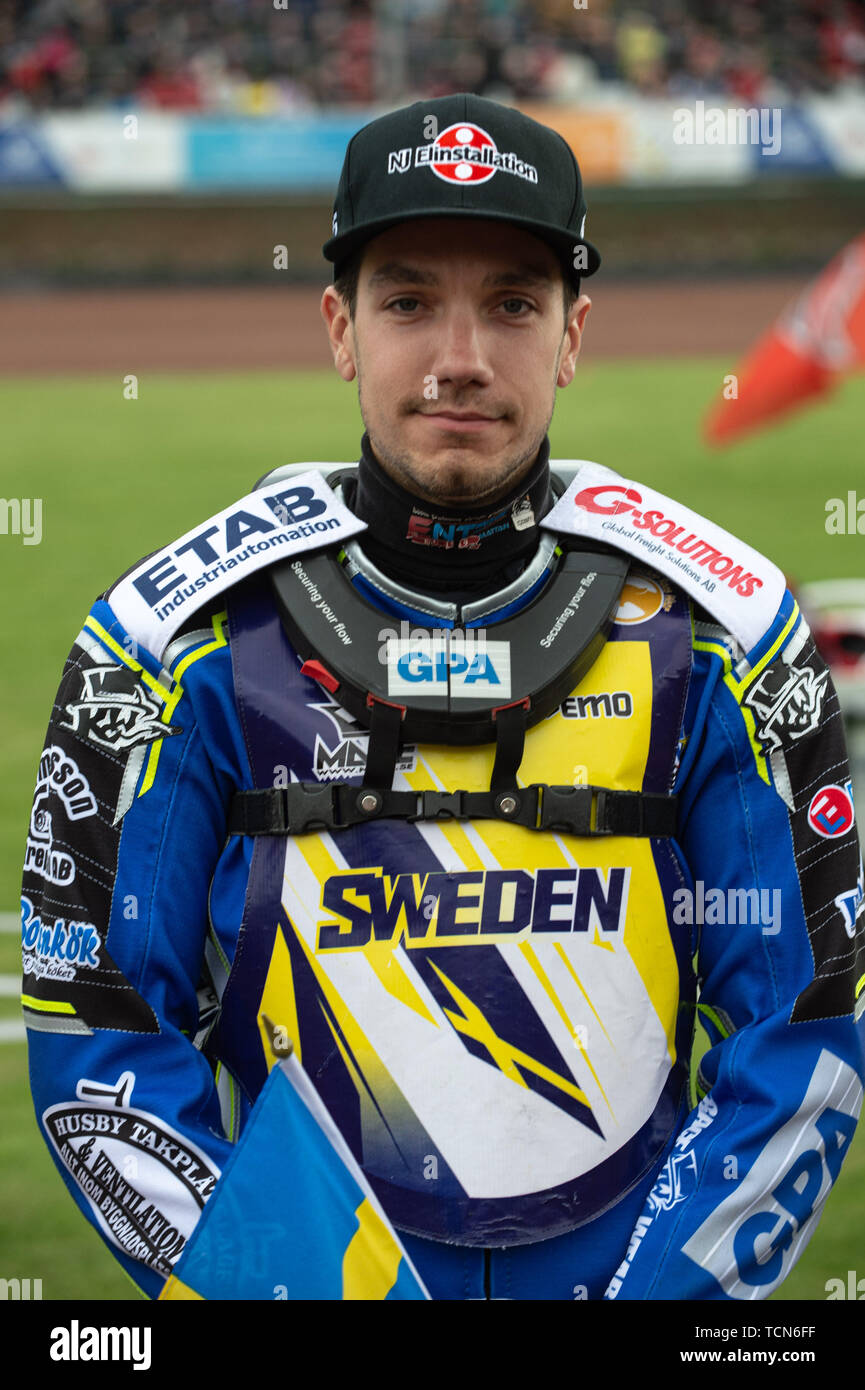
[{"x1": 269, "y1": 540, "x2": 630, "y2": 744}]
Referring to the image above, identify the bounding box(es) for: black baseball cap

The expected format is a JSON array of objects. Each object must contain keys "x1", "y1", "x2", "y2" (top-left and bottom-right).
[{"x1": 322, "y1": 93, "x2": 600, "y2": 288}]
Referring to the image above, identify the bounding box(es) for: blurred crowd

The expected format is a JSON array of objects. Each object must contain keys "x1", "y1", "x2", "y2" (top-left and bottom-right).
[{"x1": 2, "y1": 0, "x2": 865, "y2": 115}]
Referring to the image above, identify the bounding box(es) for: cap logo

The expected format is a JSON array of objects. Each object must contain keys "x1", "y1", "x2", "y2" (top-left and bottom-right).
[
  {"x1": 387, "y1": 121, "x2": 538, "y2": 186},
  {"x1": 432, "y1": 122, "x2": 497, "y2": 185}
]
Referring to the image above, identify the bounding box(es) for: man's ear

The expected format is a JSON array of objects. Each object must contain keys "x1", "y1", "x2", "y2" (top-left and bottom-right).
[
  {"x1": 320, "y1": 286, "x2": 357, "y2": 382},
  {"x1": 557, "y1": 294, "x2": 591, "y2": 389}
]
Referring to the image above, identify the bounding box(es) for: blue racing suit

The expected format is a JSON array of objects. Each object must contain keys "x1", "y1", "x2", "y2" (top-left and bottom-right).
[{"x1": 21, "y1": 462, "x2": 865, "y2": 1300}]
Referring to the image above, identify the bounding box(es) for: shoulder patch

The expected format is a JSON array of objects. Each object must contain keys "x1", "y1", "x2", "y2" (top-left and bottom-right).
[
  {"x1": 543, "y1": 462, "x2": 786, "y2": 653},
  {"x1": 110, "y1": 471, "x2": 366, "y2": 662}
]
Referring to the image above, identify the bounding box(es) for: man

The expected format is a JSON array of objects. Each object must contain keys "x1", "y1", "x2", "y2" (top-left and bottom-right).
[{"x1": 22, "y1": 95, "x2": 864, "y2": 1301}]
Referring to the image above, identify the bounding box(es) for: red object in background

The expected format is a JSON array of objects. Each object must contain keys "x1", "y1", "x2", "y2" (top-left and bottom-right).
[
  {"x1": 704, "y1": 233, "x2": 865, "y2": 445},
  {"x1": 820, "y1": 5, "x2": 865, "y2": 79},
  {"x1": 8, "y1": 30, "x2": 77, "y2": 91},
  {"x1": 800, "y1": 580, "x2": 865, "y2": 709},
  {"x1": 137, "y1": 71, "x2": 202, "y2": 110},
  {"x1": 815, "y1": 622, "x2": 865, "y2": 671}
]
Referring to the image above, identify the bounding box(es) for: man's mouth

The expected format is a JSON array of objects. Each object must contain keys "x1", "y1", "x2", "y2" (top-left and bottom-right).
[{"x1": 415, "y1": 410, "x2": 502, "y2": 431}]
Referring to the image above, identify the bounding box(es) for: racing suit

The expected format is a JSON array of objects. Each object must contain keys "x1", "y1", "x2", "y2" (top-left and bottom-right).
[{"x1": 21, "y1": 449, "x2": 865, "y2": 1300}]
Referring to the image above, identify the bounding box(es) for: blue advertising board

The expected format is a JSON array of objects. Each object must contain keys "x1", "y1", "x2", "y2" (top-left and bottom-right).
[{"x1": 186, "y1": 114, "x2": 374, "y2": 191}]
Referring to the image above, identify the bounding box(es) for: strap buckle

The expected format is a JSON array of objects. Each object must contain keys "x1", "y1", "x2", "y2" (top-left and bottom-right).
[
  {"x1": 537, "y1": 785, "x2": 598, "y2": 836},
  {"x1": 284, "y1": 784, "x2": 338, "y2": 833},
  {"x1": 416, "y1": 790, "x2": 465, "y2": 821},
  {"x1": 228, "y1": 782, "x2": 676, "y2": 839}
]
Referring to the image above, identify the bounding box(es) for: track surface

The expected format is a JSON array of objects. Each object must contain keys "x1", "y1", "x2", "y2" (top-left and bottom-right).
[{"x1": 0, "y1": 278, "x2": 805, "y2": 373}]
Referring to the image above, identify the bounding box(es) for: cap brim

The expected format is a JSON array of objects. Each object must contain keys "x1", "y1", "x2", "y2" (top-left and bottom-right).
[{"x1": 323, "y1": 206, "x2": 601, "y2": 281}]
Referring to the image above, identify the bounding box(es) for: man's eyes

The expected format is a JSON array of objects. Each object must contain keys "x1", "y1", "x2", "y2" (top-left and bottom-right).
[
  {"x1": 499, "y1": 297, "x2": 534, "y2": 316},
  {"x1": 384, "y1": 296, "x2": 536, "y2": 315}
]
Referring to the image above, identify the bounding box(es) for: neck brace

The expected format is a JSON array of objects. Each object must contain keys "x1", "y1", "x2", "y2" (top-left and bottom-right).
[
  {"x1": 270, "y1": 519, "x2": 629, "y2": 747},
  {"x1": 229, "y1": 462, "x2": 679, "y2": 842}
]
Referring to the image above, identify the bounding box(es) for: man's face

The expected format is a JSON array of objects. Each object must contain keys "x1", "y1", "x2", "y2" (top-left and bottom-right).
[{"x1": 321, "y1": 218, "x2": 590, "y2": 507}]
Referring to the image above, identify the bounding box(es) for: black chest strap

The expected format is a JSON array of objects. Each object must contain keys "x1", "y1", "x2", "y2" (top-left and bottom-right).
[
  {"x1": 228, "y1": 781, "x2": 678, "y2": 838},
  {"x1": 228, "y1": 673, "x2": 677, "y2": 839},
  {"x1": 228, "y1": 613, "x2": 677, "y2": 840}
]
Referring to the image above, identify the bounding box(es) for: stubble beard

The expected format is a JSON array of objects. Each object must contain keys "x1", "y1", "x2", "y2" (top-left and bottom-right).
[{"x1": 358, "y1": 379, "x2": 553, "y2": 508}]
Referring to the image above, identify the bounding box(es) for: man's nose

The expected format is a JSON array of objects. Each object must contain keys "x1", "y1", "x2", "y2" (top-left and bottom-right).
[{"x1": 428, "y1": 307, "x2": 495, "y2": 388}]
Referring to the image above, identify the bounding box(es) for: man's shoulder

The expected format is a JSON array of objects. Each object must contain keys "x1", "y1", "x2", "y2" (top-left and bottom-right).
[
  {"x1": 101, "y1": 465, "x2": 365, "y2": 664},
  {"x1": 546, "y1": 459, "x2": 787, "y2": 656}
]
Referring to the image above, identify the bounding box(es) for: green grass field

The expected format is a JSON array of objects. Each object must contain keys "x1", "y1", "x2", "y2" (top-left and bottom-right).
[{"x1": 1, "y1": 359, "x2": 863, "y2": 1300}]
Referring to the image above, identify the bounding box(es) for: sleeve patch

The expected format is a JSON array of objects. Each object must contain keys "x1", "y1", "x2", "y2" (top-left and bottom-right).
[{"x1": 21, "y1": 642, "x2": 169, "y2": 1035}]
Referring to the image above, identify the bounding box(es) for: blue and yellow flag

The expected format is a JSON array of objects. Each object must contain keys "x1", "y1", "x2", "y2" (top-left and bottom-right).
[{"x1": 160, "y1": 1055, "x2": 429, "y2": 1300}]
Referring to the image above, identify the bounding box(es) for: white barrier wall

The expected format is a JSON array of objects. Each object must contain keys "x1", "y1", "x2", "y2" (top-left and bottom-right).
[{"x1": 0, "y1": 93, "x2": 863, "y2": 193}]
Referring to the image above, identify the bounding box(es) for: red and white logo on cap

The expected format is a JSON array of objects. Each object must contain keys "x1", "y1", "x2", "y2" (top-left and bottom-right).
[
  {"x1": 431, "y1": 123, "x2": 498, "y2": 185},
  {"x1": 387, "y1": 125, "x2": 538, "y2": 185}
]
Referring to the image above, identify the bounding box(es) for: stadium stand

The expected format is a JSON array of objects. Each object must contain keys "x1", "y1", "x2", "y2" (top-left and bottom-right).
[{"x1": 2, "y1": 0, "x2": 864, "y2": 115}]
